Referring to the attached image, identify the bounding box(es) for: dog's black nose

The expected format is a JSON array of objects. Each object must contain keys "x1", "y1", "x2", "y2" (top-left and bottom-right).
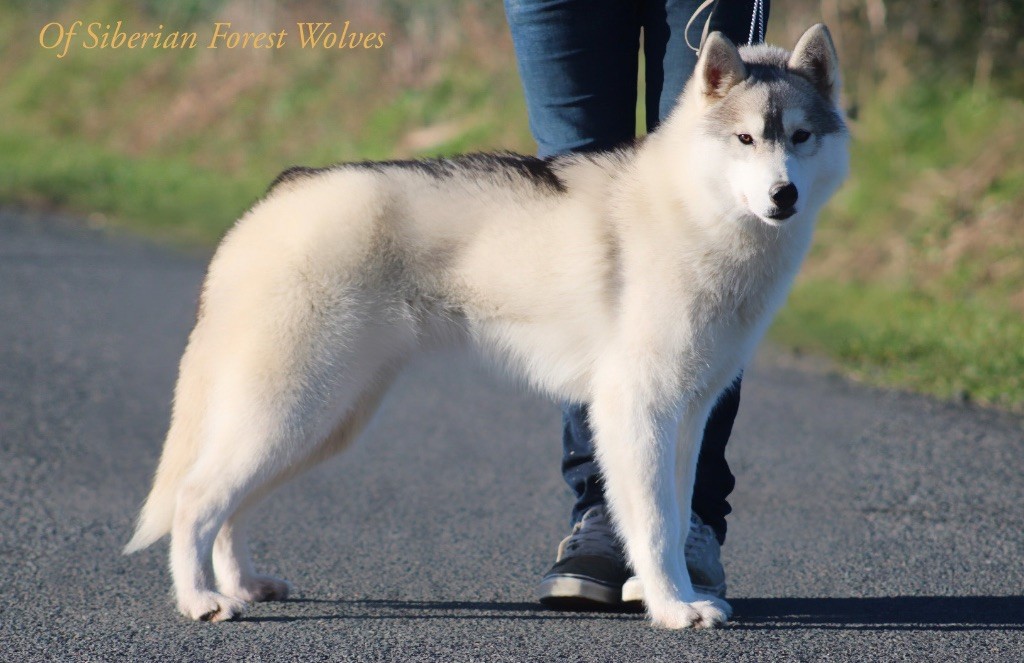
[{"x1": 770, "y1": 182, "x2": 798, "y2": 209}]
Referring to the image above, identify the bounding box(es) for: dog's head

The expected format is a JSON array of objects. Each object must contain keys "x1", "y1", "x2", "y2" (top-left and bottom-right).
[{"x1": 666, "y1": 24, "x2": 850, "y2": 228}]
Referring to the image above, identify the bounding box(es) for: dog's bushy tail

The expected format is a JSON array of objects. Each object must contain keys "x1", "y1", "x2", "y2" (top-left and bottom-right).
[{"x1": 123, "y1": 354, "x2": 205, "y2": 554}]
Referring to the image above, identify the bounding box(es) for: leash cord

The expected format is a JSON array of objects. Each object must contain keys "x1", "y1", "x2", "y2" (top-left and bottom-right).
[
  {"x1": 684, "y1": 0, "x2": 717, "y2": 54},
  {"x1": 688, "y1": 0, "x2": 766, "y2": 55},
  {"x1": 748, "y1": 0, "x2": 766, "y2": 45}
]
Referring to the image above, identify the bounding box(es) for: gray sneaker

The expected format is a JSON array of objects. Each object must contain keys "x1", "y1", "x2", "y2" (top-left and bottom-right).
[
  {"x1": 537, "y1": 506, "x2": 630, "y2": 609},
  {"x1": 620, "y1": 513, "x2": 726, "y2": 605}
]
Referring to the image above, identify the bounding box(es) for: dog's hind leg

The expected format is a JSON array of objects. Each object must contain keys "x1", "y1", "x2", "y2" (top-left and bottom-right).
[
  {"x1": 169, "y1": 313, "x2": 412, "y2": 622},
  {"x1": 169, "y1": 427, "x2": 275, "y2": 622},
  {"x1": 210, "y1": 517, "x2": 286, "y2": 604},
  {"x1": 210, "y1": 370, "x2": 396, "y2": 604},
  {"x1": 168, "y1": 394, "x2": 324, "y2": 622}
]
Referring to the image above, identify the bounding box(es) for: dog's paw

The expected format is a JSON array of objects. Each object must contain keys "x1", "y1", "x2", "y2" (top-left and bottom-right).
[
  {"x1": 178, "y1": 591, "x2": 247, "y2": 623},
  {"x1": 647, "y1": 595, "x2": 731, "y2": 629},
  {"x1": 223, "y1": 575, "x2": 292, "y2": 603}
]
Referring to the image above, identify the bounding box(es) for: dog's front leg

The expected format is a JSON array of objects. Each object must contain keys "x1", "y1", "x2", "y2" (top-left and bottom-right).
[{"x1": 591, "y1": 377, "x2": 730, "y2": 629}]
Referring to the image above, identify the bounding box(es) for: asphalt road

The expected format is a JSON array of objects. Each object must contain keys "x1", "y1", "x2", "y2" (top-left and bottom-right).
[{"x1": 2, "y1": 208, "x2": 1023, "y2": 661}]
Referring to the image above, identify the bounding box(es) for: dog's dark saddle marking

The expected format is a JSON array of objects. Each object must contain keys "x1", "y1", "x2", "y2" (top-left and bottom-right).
[
  {"x1": 267, "y1": 152, "x2": 566, "y2": 195},
  {"x1": 266, "y1": 165, "x2": 326, "y2": 192}
]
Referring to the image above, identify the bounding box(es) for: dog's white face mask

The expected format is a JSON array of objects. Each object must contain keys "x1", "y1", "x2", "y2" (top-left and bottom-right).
[{"x1": 678, "y1": 25, "x2": 849, "y2": 227}]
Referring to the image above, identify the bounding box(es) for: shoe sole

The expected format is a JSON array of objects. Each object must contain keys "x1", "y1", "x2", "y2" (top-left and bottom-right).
[
  {"x1": 620, "y1": 578, "x2": 727, "y2": 606},
  {"x1": 537, "y1": 575, "x2": 622, "y2": 610}
]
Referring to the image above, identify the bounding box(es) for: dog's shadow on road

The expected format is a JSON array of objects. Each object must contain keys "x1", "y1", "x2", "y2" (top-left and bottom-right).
[
  {"x1": 246, "y1": 598, "x2": 634, "y2": 623},
  {"x1": 246, "y1": 596, "x2": 1024, "y2": 630}
]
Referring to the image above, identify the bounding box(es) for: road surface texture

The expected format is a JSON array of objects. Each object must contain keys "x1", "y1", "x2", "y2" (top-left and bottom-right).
[{"x1": 2, "y1": 208, "x2": 1023, "y2": 661}]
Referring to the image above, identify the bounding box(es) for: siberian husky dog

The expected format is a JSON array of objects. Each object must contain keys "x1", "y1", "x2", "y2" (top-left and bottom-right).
[{"x1": 125, "y1": 25, "x2": 848, "y2": 629}]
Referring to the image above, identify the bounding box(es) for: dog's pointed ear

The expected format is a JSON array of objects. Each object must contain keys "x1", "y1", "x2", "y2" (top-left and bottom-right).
[
  {"x1": 697, "y1": 32, "x2": 747, "y2": 100},
  {"x1": 789, "y1": 24, "x2": 841, "y2": 103}
]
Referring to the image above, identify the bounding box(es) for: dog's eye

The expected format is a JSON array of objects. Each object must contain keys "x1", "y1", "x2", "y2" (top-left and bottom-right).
[
  {"x1": 792, "y1": 129, "x2": 812, "y2": 144},
  {"x1": 737, "y1": 133, "x2": 754, "y2": 145}
]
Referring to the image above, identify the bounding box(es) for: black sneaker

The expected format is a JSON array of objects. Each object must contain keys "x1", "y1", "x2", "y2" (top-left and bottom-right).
[{"x1": 536, "y1": 506, "x2": 628, "y2": 609}]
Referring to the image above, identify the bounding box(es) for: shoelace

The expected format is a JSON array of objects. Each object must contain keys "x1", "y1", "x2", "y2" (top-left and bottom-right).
[
  {"x1": 557, "y1": 506, "x2": 621, "y2": 561},
  {"x1": 684, "y1": 513, "x2": 717, "y2": 557}
]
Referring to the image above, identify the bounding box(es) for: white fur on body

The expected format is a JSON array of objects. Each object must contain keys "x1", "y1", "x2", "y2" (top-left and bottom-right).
[{"x1": 126, "y1": 26, "x2": 848, "y2": 628}]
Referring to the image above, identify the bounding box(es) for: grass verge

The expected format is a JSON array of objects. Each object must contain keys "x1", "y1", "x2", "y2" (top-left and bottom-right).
[
  {"x1": 772, "y1": 280, "x2": 1024, "y2": 411},
  {"x1": 0, "y1": 129, "x2": 266, "y2": 246}
]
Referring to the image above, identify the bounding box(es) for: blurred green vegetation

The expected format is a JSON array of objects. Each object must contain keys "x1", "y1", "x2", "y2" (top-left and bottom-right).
[
  {"x1": 1, "y1": 0, "x2": 1022, "y2": 409},
  {"x1": 767, "y1": 1, "x2": 1024, "y2": 409},
  {"x1": 0, "y1": 0, "x2": 533, "y2": 243},
  {"x1": 775, "y1": 281, "x2": 1024, "y2": 411}
]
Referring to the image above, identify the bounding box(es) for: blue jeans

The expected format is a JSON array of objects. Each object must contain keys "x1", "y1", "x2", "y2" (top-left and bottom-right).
[{"x1": 505, "y1": 0, "x2": 746, "y2": 544}]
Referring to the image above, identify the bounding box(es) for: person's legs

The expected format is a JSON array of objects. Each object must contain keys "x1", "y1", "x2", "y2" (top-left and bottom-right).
[
  {"x1": 507, "y1": 0, "x2": 749, "y2": 607},
  {"x1": 506, "y1": 0, "x2": 642, "y2": 608},
  {"x1": 642, "y1": 0, "x2": 701, "y2": 132},
  {"x1": 691, "y1": 379, "x2": 740, "y2": 544},
  {"x1": 504, "y1": 0, "x2": 640, "y2": 159},
  {"x1": 564, "y1": 0, "x2": 750, "y2": 605},
  {"x1": 554, "y1": 0, "x2": 741, "y2": 544},
  {"x1": 554, "y1": 0, "x2": 740, "y2": 542},
  {"x1": 561, "y1": 402, "x2": 606, "y2": 525}
]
